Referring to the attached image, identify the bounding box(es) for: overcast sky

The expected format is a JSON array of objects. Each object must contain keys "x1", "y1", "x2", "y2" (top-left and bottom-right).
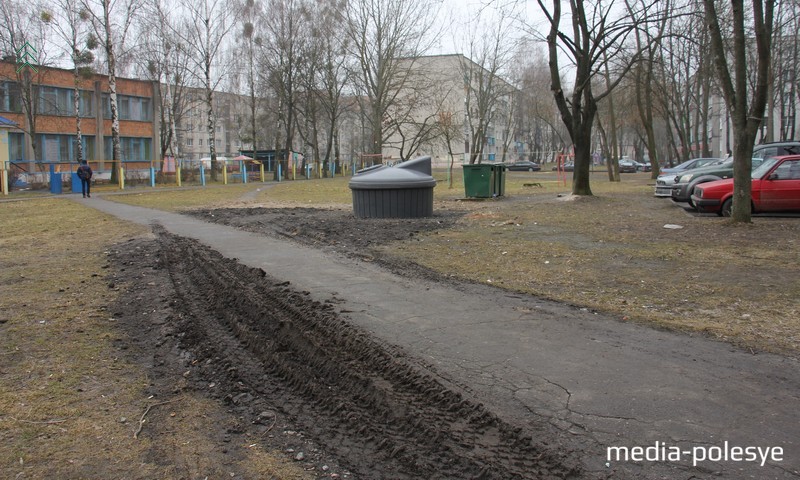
[{"x1": 433, "y1": 0, "x2": 548, "y2": 56}]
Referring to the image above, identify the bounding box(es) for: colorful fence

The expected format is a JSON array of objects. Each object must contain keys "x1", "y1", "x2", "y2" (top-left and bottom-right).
[{"x1": 0, "y1": 156, "x2": 364, "y2": 195}]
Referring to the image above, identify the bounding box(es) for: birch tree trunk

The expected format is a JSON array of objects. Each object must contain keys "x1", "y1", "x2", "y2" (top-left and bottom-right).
[
  {"x1": 102, "y1": 0, "x2": 122, "y2": 178},
  {"x1": 206, "y1": 58, "x2": 218, "y2": 180},
  {"x1": 73, "y1": 65, "x2": 83, "y2": 163}
]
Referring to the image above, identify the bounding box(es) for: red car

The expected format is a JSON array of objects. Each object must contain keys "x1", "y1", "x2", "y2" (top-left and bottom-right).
[{"x1": 691, "y1": 155, "x2": 800, "y2": 216}]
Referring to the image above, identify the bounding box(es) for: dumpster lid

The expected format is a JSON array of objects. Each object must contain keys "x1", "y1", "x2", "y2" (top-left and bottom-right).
[{"x1": 349, "y1": 156, "x2": 436, "y2": 190}]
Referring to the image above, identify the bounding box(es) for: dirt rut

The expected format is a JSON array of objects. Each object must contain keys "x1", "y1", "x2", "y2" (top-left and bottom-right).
[{"x1": 154, "y1": 229, "x2": 584, "y2": 479}]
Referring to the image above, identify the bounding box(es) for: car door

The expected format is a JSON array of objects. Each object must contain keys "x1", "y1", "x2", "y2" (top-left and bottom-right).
[{"x1": 759, "y1": 159, "x2": 800, "y2": 211}]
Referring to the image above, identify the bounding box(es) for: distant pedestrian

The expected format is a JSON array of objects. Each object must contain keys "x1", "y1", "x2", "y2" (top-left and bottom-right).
[{"x1": 77, "y1": 160, "x2": 92, "y2": 198}]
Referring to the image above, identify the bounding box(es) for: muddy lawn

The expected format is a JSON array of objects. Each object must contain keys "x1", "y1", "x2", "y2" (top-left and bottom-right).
[{"x1": 107, "y1": 220, "x2": 592, "y2": 479}]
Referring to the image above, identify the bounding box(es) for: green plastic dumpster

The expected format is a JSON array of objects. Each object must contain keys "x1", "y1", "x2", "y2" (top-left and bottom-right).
[
  {"x1": 463, "y1": 163, "x2": 506, "y2": 198},
  {"x1": 491, "y1": 163, "x2": 506, "y2": 197}
]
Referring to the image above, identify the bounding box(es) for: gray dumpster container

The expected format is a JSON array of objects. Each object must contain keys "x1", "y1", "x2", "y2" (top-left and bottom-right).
[{"x1": 349, "y1": 156, "x2": 436, "y2": 218}]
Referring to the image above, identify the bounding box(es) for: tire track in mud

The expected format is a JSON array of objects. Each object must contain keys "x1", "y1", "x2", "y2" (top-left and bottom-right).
[{"x1": 158, "y1": 228, "x2": 584, "y2": 479}]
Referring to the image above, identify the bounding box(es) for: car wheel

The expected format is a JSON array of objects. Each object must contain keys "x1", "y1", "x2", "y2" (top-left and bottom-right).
[
  {"x1": 528, "y1": 167, "x2": 533, "y2": 172},
  {"x1": 687, "y1": 195, "x2": 696, "y2": 209},
  {"x1": 720, "y1": 198, "x2": 733, "y2": 217}
]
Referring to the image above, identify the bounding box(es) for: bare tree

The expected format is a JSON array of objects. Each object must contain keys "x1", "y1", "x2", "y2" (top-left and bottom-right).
[
  {"x1": 42, "y1": 0, "x2": 96, "y2": 165},
  {"x1": 282, "y1": 0, "x2": 353, "y2": 176},
  {"x1": 392, "y1": 91, "x2": 444, "y2": 161},
  {"x1": 380, "y1": 55, "x2": 450, "y2": 161},
  {"x1": 598, "y1": 52, "x2": 621, "y2": 181},
  {"x1": 82, "y1": 0, "x2": 140, "y2": 174},
  {"x1": 460, "y1": 8, "x2": 518, "y2": 164},
  {"x1": 303, "y1": 0, "x2": 351, "y2": 169},
  {"x1": 261, "y1": 0, "x2": 304, "y2": 174},
  {"x1": 625, "y1": 0, "x2": 670, "y2": 178},
  {"x1": 514, "y1": 45, "x2": 567, "y2": 164},
  {"x1": 703, "y1": 0, "x2": 774, "y2": 222},
  {"x1": 174, "y1": 0, "x2": 240, "y2": 180},
  {"x1": 239, "y1": 0, "x2": 263, "y2": 158},
  {"x1": 534, "y1": 0, "x2": 661, "y2": 195},
  {"x1": 345, "y1": 0, "x2": 441, "y2": 156},
  {"x1": 140, "y1": 0, "x2": 193, "y2": 164},
  {"x1": 293, "y1": 0, "x2": 346, "y2": 171},
  {"x1": 652, "y1": 5, "x2": 714, "y2": 164},
  {"x1": 771, "y1": 1, "x2": 799, "y2": 141},
  {"x1": 436, "y1": 109, "x2": 461, "y2": 188},
  {"x1": 1, "y1": 0, "x2": 52, "y2": 164}
]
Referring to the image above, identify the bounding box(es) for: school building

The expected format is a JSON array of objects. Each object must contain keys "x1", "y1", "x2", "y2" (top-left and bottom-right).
[{"x1": 0, "y1": 61, "x2": 158, "y2": 168}]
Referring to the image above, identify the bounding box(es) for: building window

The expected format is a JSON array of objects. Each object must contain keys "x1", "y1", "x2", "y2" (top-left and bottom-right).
[
  {"x1": 119, "y1": 96, "x2": 130, "y2": 119},
  {"x1": 103, "y1": 94, "x2": 153, "y2": 121},
  {"x1": 199, "y1": 139, "x2": 203, "y2": 146},
  {"x1": 104, "y1": 136, "x2": 152, "y2": 161},
  {"x1": 141, "y1": 98, "x2": 151, "y2": 120},
  {"x1": 36, "y1": 86, "x2": 92, "y2": 117},
  {"x1": 79, "y1": 90, "x2": 94, "y2": 117},
  {"x1": 35, "y1": 134, "x2": 95, "y2": 162},
  {"x1": 186, "y1": 138, "x2": 193, "y2": 147},
  {"x1": 8, "y1": 132, "x2": 25, "y2": 160},
  {"x1": 0, "y1": 82, "x2": 22, "y2": 113},
  {"x1": 39, "y1": 86, "x2": 58, "y2": 115}
]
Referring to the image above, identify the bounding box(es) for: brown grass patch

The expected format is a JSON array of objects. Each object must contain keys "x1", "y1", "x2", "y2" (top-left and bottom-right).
[{"x1": 0, "y1": 198, "x2": 310, "y2": 479}]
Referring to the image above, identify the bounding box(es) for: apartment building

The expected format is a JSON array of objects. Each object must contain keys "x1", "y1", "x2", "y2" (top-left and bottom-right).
[
  {"x1": 171, "y1": 89, "x2": 254, "y2": 161},
  {"x1": 383, "y1": 54, "x2": 518, "y2": 167}
]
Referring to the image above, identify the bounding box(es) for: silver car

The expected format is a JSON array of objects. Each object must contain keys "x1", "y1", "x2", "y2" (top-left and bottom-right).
[{"x1": 654, "y1": 157, "x2": 721, "y2": 197}]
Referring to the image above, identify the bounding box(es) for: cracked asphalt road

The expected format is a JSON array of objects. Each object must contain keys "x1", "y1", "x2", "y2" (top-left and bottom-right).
[{"x1": 81, "y1": 196, "x2": 800, "y2": 479}]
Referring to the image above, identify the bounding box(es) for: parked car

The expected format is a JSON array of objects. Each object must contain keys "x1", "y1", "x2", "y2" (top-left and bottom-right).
[
  {"x1": 551, "y1": 162, "x2": 574, "y2": 172},
  {"x1": 505, "y1": 160, "x2": 541, "y2": 171},
  {"x1": 635, "y1": 162, "x2": 652, "y2": 172},
  {"x1": 654, "y1": 158, "x2": 724, "y2": 197},
  {"x1": 671, "y1": 141, "x2": 800, "y2": 208},
  {"x1": 618, "y1": 159, "x2": 638, "y2": 173},
  {"x1": 660, "y1": 157, "x2": 719, "y2": 176},
  {"x1": 691, "y1": 155, "x2": 800, "y2": 216}
]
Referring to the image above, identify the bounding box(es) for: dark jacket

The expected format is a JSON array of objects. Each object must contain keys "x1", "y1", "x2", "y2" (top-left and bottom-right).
[{"x1": 77, "y1": 164, "x2": 93, "y2": 180}]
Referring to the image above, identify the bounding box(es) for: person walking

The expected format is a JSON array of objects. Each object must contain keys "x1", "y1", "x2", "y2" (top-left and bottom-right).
[{"x1": 76, "y1": 160, "x2": 93, "y2": 198}]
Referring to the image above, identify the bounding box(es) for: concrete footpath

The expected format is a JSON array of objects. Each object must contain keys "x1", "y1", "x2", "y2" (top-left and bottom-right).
[{"x1": 79, "y1": 196, "x2": 799, "y2": 479}]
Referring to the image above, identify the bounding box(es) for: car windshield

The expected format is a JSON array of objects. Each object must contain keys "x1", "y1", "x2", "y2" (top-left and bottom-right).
[
  {"x1": 697, "y1": 158, "x2": 719, "y2": 166},
  {"x1": 751, "y1": 157, "x2": 781, "y2": 179}
]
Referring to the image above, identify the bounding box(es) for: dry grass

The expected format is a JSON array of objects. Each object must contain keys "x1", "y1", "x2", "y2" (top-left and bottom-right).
[
  {"x1": 266, "y1": 177, "x2": 353, "y2": 205},
  {"x1": 102, "y1": 184, "x2": 262, "y2": 211},
  {"x1": 0, "y1": 198, "x2": 310, "y2": 479},
  {"x1": 390, "y1": 174, "x2": 800, "y2": 355}
]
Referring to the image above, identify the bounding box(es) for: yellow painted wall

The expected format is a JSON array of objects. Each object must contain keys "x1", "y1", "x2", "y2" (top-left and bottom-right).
[
  {"x1": 0, "y1": 129, "x2": 8, "y2": 165},
  {"x1": 1, "y1": 128, "x2": 8, "y2": 194}
]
